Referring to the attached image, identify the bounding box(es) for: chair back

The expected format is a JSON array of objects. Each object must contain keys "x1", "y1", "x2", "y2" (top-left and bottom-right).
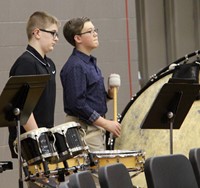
[
  {"x1": 98, "y1": 163, "x2": 133, "y2": 188},
  {"x1": 144, "y1": 154, "x2": 198, "y2": 188},
  {"x1": 68, "y1": 171, "x2": 96, "y2": 188},
  {"x1": 189, "y1": 148, "x2": 200, "y2": 188}
]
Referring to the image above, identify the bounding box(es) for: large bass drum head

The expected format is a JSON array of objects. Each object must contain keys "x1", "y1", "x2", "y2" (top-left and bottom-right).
[{"x1": 114, "y1": 70, "x2": 200, "y2": 187}]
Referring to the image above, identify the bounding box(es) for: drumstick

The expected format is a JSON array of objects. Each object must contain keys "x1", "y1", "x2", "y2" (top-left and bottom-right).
[
  {"x1": 108, "y1": 74, "x2": 121, "y2": 149},
  {"x1": 113, "y1": 86, "x2": 118, "y2": 122}
]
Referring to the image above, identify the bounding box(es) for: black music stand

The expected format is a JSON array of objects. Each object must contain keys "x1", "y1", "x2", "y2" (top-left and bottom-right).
[
  {"x1": 0, "y1": 74, "x2": 50, "y2": 188},
  {"x1": 140, "y1": 82, "x2": 200, "y2": 154}
]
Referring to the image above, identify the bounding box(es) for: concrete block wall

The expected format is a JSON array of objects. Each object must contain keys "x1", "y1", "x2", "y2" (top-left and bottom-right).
[{"x1": 0, "y1": 0, "x2": 138, "y2": 187}]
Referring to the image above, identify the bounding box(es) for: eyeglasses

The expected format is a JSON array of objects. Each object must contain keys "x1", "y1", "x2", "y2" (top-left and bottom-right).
[
  {"x1": 39, "y1": 29, "x2": 59, "y2": 39},
  {"x1": 78, "y1": 28, "x2": 98, "y2": 35}
]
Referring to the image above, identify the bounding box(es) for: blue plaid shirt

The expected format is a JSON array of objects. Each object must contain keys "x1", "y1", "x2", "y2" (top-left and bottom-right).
[{"x1": 60, "y1": 49, "x2": 108, "y2": 124}]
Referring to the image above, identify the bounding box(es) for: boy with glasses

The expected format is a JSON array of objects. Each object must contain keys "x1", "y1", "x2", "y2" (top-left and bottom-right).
[
  {"x1": 8, "y1": 11, "x2": 60, "y2": 158},
  {"x1": 60, "y1": 17, "x2": 121, "y2": 151}
]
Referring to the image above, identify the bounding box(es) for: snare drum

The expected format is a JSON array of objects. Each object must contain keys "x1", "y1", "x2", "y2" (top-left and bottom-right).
[
  {"x1": 91, "y1": 150, "x2": 145, "y2": 171},
  {"x1": 50, "y1": 122, "x2": 85, "y2": 161},
  {"x1": 20, "y1": 128, "x2": 57, "y2": 165}
]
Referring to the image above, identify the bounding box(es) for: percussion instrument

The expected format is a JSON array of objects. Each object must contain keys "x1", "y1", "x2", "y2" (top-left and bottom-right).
[
  {"x1": 27, "y1": 154, "x2": 87, "y2": 177},
  {"x1": 19, "y1": 128, "x2": 57, "y2": 165},
  {"x1": 108, "y1": 73, "x2": 121, "y2": 149},
  {"x1": 50, "y1": 122, "x2": 86, "y2": 162},
  {"x1": 114, "y1": 50, "x2": 200, "y2": 187},
  {"x1": 91, "y1": 150, "x2": 145, "y2": 172}
]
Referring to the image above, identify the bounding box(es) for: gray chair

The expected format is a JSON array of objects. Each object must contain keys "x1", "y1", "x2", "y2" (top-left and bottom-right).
[
  {"x1": 59, "y1": 181, "x2": 70, "y2": 188},
  {"x1": 144, "y1": 154, "x2": 198, "y2": 188},
  {"x1": 189, "y1": 148, "x2": 200, "y2": 188},
  {"x1": 68, "y1": 170, "x2": 96, "y2": 188},
  {"x1": 98, "y1": 163, "x2": 133, "y2": 188}
]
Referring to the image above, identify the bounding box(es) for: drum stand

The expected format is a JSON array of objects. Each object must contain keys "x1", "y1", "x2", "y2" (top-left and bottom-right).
[
  {"x1": 0, "y1": 75, "x2": 50, "y2": 188},
  {"x1": 141, "y1": 82, "x2": 200, "y2": 154},
  {"x1": 0, "y1": 161, "x2": 13, "y2": 173}
]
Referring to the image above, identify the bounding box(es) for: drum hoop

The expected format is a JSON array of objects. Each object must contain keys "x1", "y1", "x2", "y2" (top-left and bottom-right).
[
  {"x1": 59, "y1": 150, "x2": 69, "y2": 157},
  {"x1": 69, "y1": 146, "x2": 85, "y2": 153},
  {"x1": 120, "y1": 49, "x2": 200, "y2": 123},
  {"x1": 91, "y1": 150, "x2": 143, "y2": 155},
  {"x1": 119, "y1": 70, "x2": 173, "y2": 123},
  {"x1": 27, "y1": 156, "x2": 42, "y2": 165},
  {"x1": 91, "y1": 150, "x2": 145, "y2": 160},
  {"x1": 50, "y1": 122, "x2": 80, "y2": 134},
  {"x1": 20, "y1": 127, "x2": 49, "y2": 140},
  {"x1": 94, "y1": 153, "x2": 143, "y2": 159},
  {"x1": 27, "y1": 152, "x2": 55, "y2": 165}
]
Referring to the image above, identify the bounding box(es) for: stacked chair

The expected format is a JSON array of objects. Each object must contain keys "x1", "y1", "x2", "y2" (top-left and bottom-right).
[
  {"x1": 189, "y1": 148, "x2": 200, "y2": 188},
  {"x1": 144, "y1": 154, "x2": 198, "y2": 188},
  {"x1": 98, "y1": 163, "x2": 134, "y2": 188},
  {"x1": 66, "y1": 171, "x2": 96, "y2": 188},
  {"x1": 64, "y1": 163, "x2": 134, "y2": 188}
]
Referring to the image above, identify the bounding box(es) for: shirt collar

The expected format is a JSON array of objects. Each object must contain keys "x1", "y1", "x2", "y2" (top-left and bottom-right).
[
  {"x1": 73, "y1": 48, "x2": 97, "y2": 64},
  {"x1": 26, "y1": 45, "x2": 48, "y2": 65}
]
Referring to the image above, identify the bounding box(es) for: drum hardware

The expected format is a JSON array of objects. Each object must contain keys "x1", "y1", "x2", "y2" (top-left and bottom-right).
[
  {"x1": 130, "y1": 170, "x2": 144, "y2": 179},
  {"x1": 50, "y1": 122, "x2": 86, "y2": 162},
  {"x1": 87, "y1": 151, "x2": 96, "y2": 167},
  {"x1": 148, "y1": 50, "x2": 200, "y2": 85},
  {"x1": 0, "y1": 161, "x2": 13, "y2": 173},
  {"x1": 27, "y1": 176, "x2": 59, "y2": 188}
]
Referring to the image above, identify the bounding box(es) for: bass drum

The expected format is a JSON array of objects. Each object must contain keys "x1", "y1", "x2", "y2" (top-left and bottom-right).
[{"x1": 115, "y1": 61, "x2": 200, "y2": 187}]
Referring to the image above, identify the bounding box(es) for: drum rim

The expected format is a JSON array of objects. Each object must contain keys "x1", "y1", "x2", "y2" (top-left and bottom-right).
[
  {"x1": 120, "y1": 49, "x2": 200, "y2": 123},
  {"x1": 20, "y1": 127, "x2": 49, "y2": 140},
  {"x1": 91, "y1": 150, "x2": 143, "y2": 155},
  {"x1": 119, "y1": 70, "x2": 173, "y2": 123},
  {"x1": 50, "y1": 121, "x2": 80, "y2": 134}
]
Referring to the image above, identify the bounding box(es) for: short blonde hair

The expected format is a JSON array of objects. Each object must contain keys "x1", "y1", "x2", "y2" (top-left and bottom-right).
[{"x1": 26, "y1": 11, "x2": 60, "y2": 40}]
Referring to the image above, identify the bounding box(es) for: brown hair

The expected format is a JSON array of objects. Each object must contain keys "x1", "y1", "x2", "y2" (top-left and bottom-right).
[
  {"x1": 26, "y1": 11, "x2": 60, "y2": 40},
  {"x1": 63, "y1": 17, "x2": 90, "y2": 47}
]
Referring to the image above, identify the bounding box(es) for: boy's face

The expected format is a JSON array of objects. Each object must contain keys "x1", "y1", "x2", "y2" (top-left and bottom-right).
[
  {"x1": 77, "y1": 21, "x2": 99, "y2": 52},
  {"x1": 39, "y1": 23, "x2": 59, "y2": 54}
]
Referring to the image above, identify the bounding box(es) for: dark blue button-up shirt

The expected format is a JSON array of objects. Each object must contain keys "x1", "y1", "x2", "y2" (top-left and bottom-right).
[{"x1": 60, "y1": 48, "x2": 108, "y2": 124}]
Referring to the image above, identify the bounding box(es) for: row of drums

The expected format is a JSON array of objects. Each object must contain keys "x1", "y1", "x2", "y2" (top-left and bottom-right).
[{"x1": 14, "y1": 121, "x2": 145, "y2": 181}]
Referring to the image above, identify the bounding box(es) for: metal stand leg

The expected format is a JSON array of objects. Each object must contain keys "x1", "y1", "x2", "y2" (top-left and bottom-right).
[
  {"x1": 15, "y1": 108, "x2": 24, "y2": 188},
  {"x1": 168, "y1": 112, "x2": 174, "y2": 155}
]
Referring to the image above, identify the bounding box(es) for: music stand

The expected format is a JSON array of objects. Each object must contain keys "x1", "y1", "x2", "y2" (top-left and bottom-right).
[
  {"x1": 140, "y1": 82, "x2": 200, "y2": 154},
  {"x1": 0, "y1": 74, "x2": 50, "y2": 188}
]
